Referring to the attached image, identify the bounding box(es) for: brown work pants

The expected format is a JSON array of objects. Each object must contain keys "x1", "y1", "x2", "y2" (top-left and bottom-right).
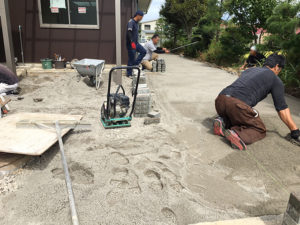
[
  {"x1": 141, "y1": 53, "x2": 159, "y2": 70},
  {"x1": 215, "y1": 95, "x2": 266, "y2": 145}
]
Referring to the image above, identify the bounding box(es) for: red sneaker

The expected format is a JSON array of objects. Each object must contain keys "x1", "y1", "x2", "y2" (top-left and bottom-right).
[
  {"x1": 213, "y1": 117, "x2": 225, "y2": 137},
  {"x1": 224, "y1": 130, "x2": 247, "y2": 150}
]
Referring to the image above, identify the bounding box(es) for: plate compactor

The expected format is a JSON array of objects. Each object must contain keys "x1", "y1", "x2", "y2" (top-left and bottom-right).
[{"x1": 101, "y1": 66, "x2": 141, "y2": 129}]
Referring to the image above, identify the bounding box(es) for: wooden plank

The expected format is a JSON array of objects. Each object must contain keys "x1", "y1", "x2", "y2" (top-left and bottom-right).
[
  {"x1": 0, "y1": 153, "x2": 31, "y2": 176},
  {"x1": 0, "y1": 113, "x2": 82, "y2": 156},
  {"x1": 190, "y1": 216, "x2": 281, "y2": 225}
]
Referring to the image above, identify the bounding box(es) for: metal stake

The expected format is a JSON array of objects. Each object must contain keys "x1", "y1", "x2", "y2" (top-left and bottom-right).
[
  {"x1": 55, "y1": 121, "x2": 79, "y2": 225},
  {"x1": 18, "y1": 25, "x2": 25, "y2": 65}
]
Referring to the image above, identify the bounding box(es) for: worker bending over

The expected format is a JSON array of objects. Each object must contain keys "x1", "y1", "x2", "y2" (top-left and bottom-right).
[
  {"x1": 126, "y1": 10, "x2": 146, "y2": 77},
  {"x1": 0, "y1": 64, "x2": 18, "y2": 95},
  {"x1": 142, "y1": 34, "x2": 169, "y2": 71},
  {"x1": 240, "y1": 46, "x2": 266, "y2": 70},
  {"x1": 214, "y1": 54, "x2": 299, "y2": 150}
]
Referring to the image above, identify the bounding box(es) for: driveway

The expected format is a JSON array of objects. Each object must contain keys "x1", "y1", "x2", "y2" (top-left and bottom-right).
[{"x1": 148, "y1": 54, "x2": 300, "y2": 217}]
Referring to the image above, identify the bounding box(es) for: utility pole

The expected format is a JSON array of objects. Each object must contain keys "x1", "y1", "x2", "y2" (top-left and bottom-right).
[
  {"x1": 114, "y1": 0, "x2": 122, "y2": 85},
  {"x1": 0, "y1": 0, "x2": 16, "y2": 73}
]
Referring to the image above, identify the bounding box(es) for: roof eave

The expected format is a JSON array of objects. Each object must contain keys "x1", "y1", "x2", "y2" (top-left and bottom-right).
[{"x1": 138, "y1": 0, "x2": 152, "y2": 13}]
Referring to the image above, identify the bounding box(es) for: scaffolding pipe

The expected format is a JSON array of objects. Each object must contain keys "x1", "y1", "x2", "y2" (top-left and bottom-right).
[{"x1": 55, "y1": 122, "x2": 79, "y2": 225}]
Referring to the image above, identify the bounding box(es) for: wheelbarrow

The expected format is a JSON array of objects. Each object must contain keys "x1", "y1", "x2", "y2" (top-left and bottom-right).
[{"x1": 72, "y1": 59, "x2": 105, "y2": 90}]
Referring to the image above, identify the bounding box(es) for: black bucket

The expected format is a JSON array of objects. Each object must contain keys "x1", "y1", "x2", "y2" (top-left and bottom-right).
[{"x1": 54, "y1": 61, "x2": 66, "y2": 69}]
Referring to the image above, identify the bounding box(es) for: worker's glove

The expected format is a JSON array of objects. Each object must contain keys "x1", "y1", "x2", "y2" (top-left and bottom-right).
[
  {"x1": 291, "y1": 129, "x2": 300, "y2": 140},
  {"x1": 131, "y1": 42, "x2": 136, "y2": 50}
]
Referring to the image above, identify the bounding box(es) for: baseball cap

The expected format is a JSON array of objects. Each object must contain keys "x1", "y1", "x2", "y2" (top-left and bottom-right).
[
  {"x1": 134, "y1": 10, "x2": 144, "y2": 17},
  {"x1": 250, "y1": 46, "x2": 257, "y2": 51}
]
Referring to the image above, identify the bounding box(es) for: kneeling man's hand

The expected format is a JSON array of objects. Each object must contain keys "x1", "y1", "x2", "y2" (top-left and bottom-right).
[{"x1": 163, "y1": 48, "x2": 170, "y2": 53}]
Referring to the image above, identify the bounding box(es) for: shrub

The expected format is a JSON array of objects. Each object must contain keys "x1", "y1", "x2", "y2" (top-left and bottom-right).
[
  {"x1": 162, "y1": 40, "x2": 175, "y2": 50},
  {"x1": 204, "y1": 27, "x2": 251, "y2": 66},
  {"x1": 265, "y1": 1, "x2": 300, "y2": 87},
  {"x1": 184, "y1": 45, "x2": 200, "y2": 58},
  {"x1": 203, "y1": 40, "x2": 223, "y2": 64},
  {"x1": 280, "y1": 64, "x2": 300, "y2": 88}
]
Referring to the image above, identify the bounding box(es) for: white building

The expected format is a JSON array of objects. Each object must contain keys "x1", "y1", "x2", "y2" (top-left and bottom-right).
[{"x1": 139, "y1": 19, "x2": 158, "y2": 43}]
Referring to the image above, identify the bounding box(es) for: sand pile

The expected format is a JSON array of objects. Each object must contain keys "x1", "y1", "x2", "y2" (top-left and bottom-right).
[{"x1": 0, "y1": 71, "x2": 239, "y2": 225}]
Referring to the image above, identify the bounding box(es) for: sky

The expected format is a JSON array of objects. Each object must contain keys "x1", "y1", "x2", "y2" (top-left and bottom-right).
[{"x1": 141, "y1": 0, "x2": 165, "y2": 22}]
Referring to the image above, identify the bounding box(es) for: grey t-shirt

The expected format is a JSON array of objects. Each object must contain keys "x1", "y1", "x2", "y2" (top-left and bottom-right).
[
  {"x1": 143, "y1": 40, "x2": 157, "y2": 61},
  {"x1": 220, "y1": 67, "x2": 288, "y2": 112}
]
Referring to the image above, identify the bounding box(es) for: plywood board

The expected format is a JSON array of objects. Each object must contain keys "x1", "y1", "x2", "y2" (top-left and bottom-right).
[{"x1": 0, "y1": 113, "x2": 82, "y2": 156}]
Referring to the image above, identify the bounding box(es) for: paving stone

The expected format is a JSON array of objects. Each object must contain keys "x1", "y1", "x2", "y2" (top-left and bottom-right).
[
  {"x1": 135, "y1": 101, "x2": 150, "y2": 106},
  {"x1": 144, "y1": 117, "x2": 160, "y2": 125},
  {"x1": 133, "y1": 69, "x2": 145, "y2": 76},
  {"x1": 136, "y1": 94, "x2": 151, "y2": 101},
  {"x1": 134, "y1": 113, "x2": 148, "y2": 118},
  {"x1": 132, "y1": 75, "x2": 147, "y2": 85},
  {"x1": 283, "y1": 213, "x2": 298, "y2": 225},
  {"x1": 137, "y1": 88, "x2": 150, "y2": 94},
  {"x1": 135, "y1": 104, "x2": 150, "y2": 109},
  {"x1": 152, "y1": 61, "x2": 157, "y2": 72},
  {"x1": 283, "y1": 193, "x2": 300, "y2": 225},
  {"x1": 148, "y1": 111, "x2": 161, "y2": 118}
]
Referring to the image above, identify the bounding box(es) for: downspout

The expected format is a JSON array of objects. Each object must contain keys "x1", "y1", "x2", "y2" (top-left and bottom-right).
[{"x1": 114, "y1": 0, "x2": 122, "y2": 85}]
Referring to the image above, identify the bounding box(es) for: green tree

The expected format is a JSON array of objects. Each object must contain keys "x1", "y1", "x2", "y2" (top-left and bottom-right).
[
  {"x1": 155, "y1": 17, "x2": 181, "y2": 47},
  {"x1": 194, "y1": 0, "x2": 225, "y2": 50},
  {"x1": 266, "y1": 1, "x2": 300, "y2": 87},
  {"x1": 204, "y1": 24, "x2": 252, "y2": 65},
  {"x1": 225, "y1": 0, "x2": 278, "y2": 44},
  {"x1": 159, "y1": 1, "x2": 182, "y2": 46},
  {"x1": 160, "y1": 0, "x2": 207, "y2": 38},
  {"x1": 203, "y1": 0, "x2": 224, "y2": 41}
]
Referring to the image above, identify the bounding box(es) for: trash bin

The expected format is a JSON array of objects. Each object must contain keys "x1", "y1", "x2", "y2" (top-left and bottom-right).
[{"x1": 41, "y1": 58, "x2": 53, "y2": 69}]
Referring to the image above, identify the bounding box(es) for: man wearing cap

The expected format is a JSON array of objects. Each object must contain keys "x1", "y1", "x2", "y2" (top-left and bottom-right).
[
  {"x1": 126, "y1": 10, "x2": 146, "y2": 77},
  {"x1": 240, "y1": 46, "x2": 266, "y2": 70},
  {"x1": 214, "y1": 54, "x2": 299, "y2": 150},
  {"x1": 142, "y1": 34, "x2": 170, "y2": 71}
]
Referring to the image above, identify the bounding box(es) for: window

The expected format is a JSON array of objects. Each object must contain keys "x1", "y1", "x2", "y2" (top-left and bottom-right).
[
  {"x1": 144, "y1": 25, "x2": 151, "y2": 30},
  {"x1": 38, "y1": 0, "x2": 99, "y2": 29}
]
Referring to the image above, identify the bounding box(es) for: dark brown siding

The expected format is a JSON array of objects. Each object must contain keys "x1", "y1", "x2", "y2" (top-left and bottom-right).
[
  {"x1": 0, "y1": 18, "x2": 5, "y2": 62},
  {"x1": 2, "y1": 0, "x2": 136, "y2": 64}
]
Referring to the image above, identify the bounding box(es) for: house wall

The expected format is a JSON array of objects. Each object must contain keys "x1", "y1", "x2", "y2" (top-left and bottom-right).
[
  {"x1": 0, "y1": 0, "x2": 137, "y2": 64},
  {"x1": 141, "y1": 20, "x2": 157, "y2": 31},
  {"x1": 140, "y1": 20, "x2": 157, "y2": 43}
]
